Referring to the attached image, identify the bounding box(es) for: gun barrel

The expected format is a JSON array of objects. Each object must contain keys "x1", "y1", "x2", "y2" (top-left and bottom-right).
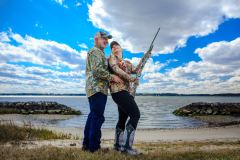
[{"x1": 150, "y1": 27, "x2": 160, "y2": 47}]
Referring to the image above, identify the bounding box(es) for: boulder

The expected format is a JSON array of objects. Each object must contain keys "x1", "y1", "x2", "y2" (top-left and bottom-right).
[
  {"x1": 173, "y1": 102, "x2": 240, "y2": 116},
  {"x1": 0, "y1": 101, "x2": 81, "y2": 115}
]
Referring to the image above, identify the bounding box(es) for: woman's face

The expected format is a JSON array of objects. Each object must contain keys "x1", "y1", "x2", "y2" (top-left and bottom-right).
[{"x1": 112, "y1": 44, "x2": 122, "y2": 57}]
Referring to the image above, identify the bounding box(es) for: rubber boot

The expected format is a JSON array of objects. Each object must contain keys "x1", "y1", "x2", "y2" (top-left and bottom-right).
[
  {"x1": 114, "y1": 127, "x2": 124, "y2": 151},
  {"x1": 122, "y1": 124, "x2": 140, "y2": 155}
]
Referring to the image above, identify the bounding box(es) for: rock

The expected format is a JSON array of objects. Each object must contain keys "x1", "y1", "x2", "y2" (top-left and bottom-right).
[
  {"x1": 206, "y1": 108, "x2": 212, "y2": 114},
  {"x1": 173, "y1": 102, "x2": 240, "y2": 116},
  {"x1": 182, "y1": 109, "x2": 192, "y2": 114},
  {"x1": 212, "y1": 110, "x2": 218, "y2": 115},
  {"x1": 70, "y1": 143, "x2": 76, "y2": 146},
  {"x1": 0, "y1": 101, "x2": 82, "y2": 115},
  {"x1": 196, "y1": 109, "x2": 201, "y2": 113}
]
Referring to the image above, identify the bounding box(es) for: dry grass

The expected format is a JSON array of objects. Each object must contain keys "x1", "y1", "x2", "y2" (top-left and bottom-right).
[
  {"x1": 0, "y1": 122, "x2": 70, "y2": 143},
  {"x1": 0, "y1": 145, "x2": 240, "y2": 160},
  {"x1": 0, "y1": 122, "x2": 240, "y2": 160}
]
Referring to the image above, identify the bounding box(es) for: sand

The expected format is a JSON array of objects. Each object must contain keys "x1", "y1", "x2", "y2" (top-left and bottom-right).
[
  {"x1": 1, "y1": 114, "x2": 240, "y2": 142},
  {"x1": 3, "y1": 124, "x2": 239, "y2": 150},
  {"x1": 1, "y1": 114, "x2": 240, "y2": 151},
  {"x1": 39, "y1": 124, "x2": 240, "y2": 142}
]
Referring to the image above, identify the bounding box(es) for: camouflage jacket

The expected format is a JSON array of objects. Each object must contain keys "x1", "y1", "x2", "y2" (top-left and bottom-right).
[
  {"x1": 85, "y1": 46, "x2": 113, "y2": 97},
  {"x1": 108, "y1": 53, "x2": 137, "y2": 93}
]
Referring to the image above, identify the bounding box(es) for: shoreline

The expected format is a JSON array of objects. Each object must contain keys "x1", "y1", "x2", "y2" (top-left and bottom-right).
[
  {"x1": 2, "y1": 124, "x2": 239, "y2": 152},
  {"x1": 1, "y1": 114, "x2": 240, "y2": 142},
  {"x1": 1, "y1": 113, "x2": 240, "y2": 144},
  {"x1": 1, "y1": 119, "x2": 240, "y2": 156},
  {"x1": 37, "y1": 124, "x2": 240, "y2": 142}
]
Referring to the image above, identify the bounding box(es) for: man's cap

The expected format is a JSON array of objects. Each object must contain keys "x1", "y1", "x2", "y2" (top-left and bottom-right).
[
  {"x1": 110, "y1": 41, "x2": 120, "y2": 50},
  {"x1": 95, "y1": 31, "x2": 112, "y2": 39}
]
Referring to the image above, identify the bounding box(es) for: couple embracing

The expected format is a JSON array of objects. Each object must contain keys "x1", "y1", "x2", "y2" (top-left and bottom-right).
[{"x1": 82, "y1": 31, "x2": 143, "y2": 155}]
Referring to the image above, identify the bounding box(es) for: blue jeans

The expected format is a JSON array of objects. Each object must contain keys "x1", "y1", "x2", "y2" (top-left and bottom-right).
[{"x1": 83, "y1": 92, "x2": 107, "y2": 152}]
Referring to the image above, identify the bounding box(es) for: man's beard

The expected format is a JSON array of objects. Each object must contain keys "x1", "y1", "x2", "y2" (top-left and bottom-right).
[{"x1": 99, "y1": 43, "x2": 107, "y2": 50}]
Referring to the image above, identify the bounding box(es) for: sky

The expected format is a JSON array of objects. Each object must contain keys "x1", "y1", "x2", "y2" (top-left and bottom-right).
[{"x1": 0, "y1": 0, "x2": 240, "y2": 94}]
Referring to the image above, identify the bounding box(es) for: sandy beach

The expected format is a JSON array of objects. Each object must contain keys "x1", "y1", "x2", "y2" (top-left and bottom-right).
[
  {"x1": 39, "y1": 124, "x2": 240, "y2": 142},
  {"x1": 2, "y1": 124, "x2": 239, "y2": 153},
  {"x1": 1, "y1": 114, "x2": 240, "y2": 142}
]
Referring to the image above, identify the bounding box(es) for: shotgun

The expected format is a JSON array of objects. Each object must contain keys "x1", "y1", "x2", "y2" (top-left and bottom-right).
[{"x1": 129, "y1": 27, "x2": 160, "y2": 96}]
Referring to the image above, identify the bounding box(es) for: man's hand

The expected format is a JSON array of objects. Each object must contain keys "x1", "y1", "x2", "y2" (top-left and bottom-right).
[{"x1": 111, "y1": 75, "x2": 123, "y2": 83}]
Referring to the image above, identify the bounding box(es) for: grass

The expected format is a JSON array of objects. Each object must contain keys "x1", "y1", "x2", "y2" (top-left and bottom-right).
[
  {"x1": 0, "y1": 122, "x2": 240, "y2": 159},
  {"x1": 0, "y1": 122, "x2": 71, "y2": 143},
  {"x1": 0, "y1": 145, "x2": 239, "y2": 160}
]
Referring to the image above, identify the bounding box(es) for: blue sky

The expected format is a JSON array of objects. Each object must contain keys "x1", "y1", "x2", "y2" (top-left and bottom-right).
[{"x1": 0, "y1": 0, "x2": 240, "y2": 94}]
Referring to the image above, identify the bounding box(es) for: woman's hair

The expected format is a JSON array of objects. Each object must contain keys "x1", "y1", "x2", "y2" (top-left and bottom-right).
[{"x1": 110, "y1": 41, "x2": 120, "y2": 50}]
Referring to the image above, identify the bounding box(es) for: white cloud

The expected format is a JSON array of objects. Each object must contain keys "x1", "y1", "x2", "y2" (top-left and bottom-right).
[
  {"x1": 55, "y1": 0, "x2": 64, "y2": 5},
  {"x1": 140, "y1": 38, "x2": 240, "y2": 94},
  {"x1": 0, "y1": 30, "x2": 86, "y2": 69},
  {"x1": 0, "y1": 61, "x2": 86, "y2": 94},
  {"x1": 0, "y1": 32, "x2": 10, "y2": 42},
  {"x1": 0, "y1": 30, "x2": 87, "y2": 93},
  {"x1": 76, "y1": 2, "x2": 82, "y2": 7},
  {"x1": 125, "y1": 57, "x2": 165, "y2": 74},
  {"x1": 78, "y1": 43, "x2": 88, "y2": 49},
  {"x1": 35, "y1": 23, "x2": 43, "y2": 29},
  {"x1": 0, "y1": 77, "x2": 85, "y2": 94},
  {"x1": 63, "y1": 4, "x2": 69, "y2": 8},
  {"x1": 54, "y1": 0, "x2": 68, "y2": 8},
  {"x1": 195, "y1": 38, "x2": 240, "y2": 66},
  {"x1": 88, "y1": 0, "x2": 240, "y2": 54}
]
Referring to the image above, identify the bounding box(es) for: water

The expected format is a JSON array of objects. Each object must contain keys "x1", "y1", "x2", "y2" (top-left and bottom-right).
[{"x1": 0, "y1": 96, "x2": 239, "y2": 129}]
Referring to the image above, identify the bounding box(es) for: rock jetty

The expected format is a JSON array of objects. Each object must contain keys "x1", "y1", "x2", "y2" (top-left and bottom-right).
[
  {"x1": 0, "y1": 101, "x2": 81, "y2": 115},
  {"x1": 173, "y1": 102, "x2": 240, "y2": 116}
]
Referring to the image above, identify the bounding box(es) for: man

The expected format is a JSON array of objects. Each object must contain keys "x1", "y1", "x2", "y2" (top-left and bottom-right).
[{"x1": 83, "y1": 31, "x2": 123, "y2": 152}]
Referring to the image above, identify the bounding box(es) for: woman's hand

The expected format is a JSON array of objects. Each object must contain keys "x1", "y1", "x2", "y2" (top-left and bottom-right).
[
  {"x1": 118, "y1": 60, "x2": 126, "y2": 70},
  {"x1": 111, "y1": 75, "x2": 123, "y2": 83},
  {"x1": 129, "y1": 77, "x2": 138, "y2": 82}
]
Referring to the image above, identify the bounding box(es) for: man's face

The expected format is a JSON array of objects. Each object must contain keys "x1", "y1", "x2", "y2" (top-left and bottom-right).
[
  {"x1": 96, "y1": 37, "x2": 108, "y2": 49},
  {"x1": 112, "y1": 44, "x2": 122, "y2": 55}
]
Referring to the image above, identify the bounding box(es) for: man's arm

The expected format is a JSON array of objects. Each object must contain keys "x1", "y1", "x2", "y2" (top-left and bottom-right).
[{"x1": 89, "y1": 51, "x2": 113, "y2": 82}]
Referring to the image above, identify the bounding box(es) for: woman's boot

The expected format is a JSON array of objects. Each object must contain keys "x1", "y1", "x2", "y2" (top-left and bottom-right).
[
  {"x1": 114, "y1": 127, "x2": 124, "y2": 151},
  {"x1": 122, "y1": 124, "x2": 140, "y2": 155}
]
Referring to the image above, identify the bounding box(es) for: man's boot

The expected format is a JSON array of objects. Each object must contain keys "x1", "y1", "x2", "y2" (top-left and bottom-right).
[
  {"x1": 122, "y1": 124, "x2": 140, "y2": 155},
  {"x1": 114, "y1": 127, "x2": 124, "y2": 151}
]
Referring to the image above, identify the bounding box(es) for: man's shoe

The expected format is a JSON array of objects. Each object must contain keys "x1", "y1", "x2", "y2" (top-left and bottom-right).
[
  {"x1": 100, "y1": 147, "x2": 110, "y2": 153},
  {"x1": 82, "y1": 145, "x2": 89, "y2": 151}
]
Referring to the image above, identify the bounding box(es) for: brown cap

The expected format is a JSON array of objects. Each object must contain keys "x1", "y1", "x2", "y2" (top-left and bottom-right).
[{"x1": 95, "y1": 31, "x2": 112, "y2": 39}]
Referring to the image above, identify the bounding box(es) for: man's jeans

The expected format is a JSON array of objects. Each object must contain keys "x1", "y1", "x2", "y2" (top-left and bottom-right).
[{"x1": 83, "y1": 92, "x2": 107, "y2": 152}]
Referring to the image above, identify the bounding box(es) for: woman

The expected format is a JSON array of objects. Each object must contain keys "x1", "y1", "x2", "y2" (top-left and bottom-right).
[{"x1": 108, "y1": 41, "x2": 141, "y2": 155}]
